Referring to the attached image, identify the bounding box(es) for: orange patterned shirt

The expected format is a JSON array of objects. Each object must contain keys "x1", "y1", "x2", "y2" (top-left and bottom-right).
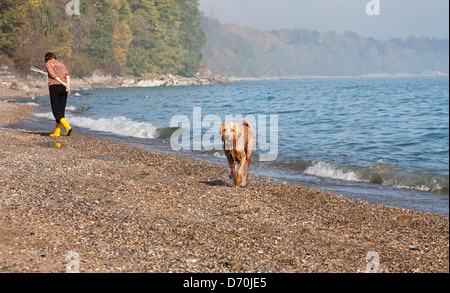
[{"x1": 46, "y1": 59, "x2": 70, "y2": 86}]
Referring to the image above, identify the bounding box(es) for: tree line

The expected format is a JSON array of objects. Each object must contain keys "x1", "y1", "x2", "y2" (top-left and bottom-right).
[
  {"x1": 0, "y1": 0, "x2": 205, "y2": 77},
  {"x1": 1, "y1": 2, "x2": 448, "y2": 79},
  {"x1": 201, "y1": 17, "x2": 449, "y2": 77}
]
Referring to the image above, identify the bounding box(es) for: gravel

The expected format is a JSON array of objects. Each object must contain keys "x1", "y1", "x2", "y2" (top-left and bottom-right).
[{"x1": 0, "y1": 101, "x2": 448, "y2": 273}]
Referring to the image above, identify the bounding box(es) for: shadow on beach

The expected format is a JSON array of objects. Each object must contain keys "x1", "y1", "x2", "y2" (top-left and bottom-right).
[{"x1": 199, "y1": 179, "x2": 231, "y2": 187}]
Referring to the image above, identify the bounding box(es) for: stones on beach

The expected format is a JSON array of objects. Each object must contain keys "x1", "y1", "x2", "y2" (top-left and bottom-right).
[
  {"x1": 0, "y1": 104, "x2": 448, "y2": 273},
  {"x1": 1, "y1": 66, "x2": 230, "y2": 100},
  {"x1": 92, "y1": 71, "x2": 230, "y2": 88}
]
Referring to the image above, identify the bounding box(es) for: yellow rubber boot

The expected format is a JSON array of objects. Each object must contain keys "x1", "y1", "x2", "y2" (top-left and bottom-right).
[
  {"x1": 60, "y1": 118, "x2": 72, "y2": 136},
  {"x1": 50, "y1": 123, "x2": 62, "y2": 137}
]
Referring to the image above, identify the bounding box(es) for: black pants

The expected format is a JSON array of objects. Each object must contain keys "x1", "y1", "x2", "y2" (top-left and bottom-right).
[{"x1": 49, "y1": 84, "x2": 67, "y2": 123}]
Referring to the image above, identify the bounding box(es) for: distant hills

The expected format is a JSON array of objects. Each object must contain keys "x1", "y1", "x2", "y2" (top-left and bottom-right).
[{"x1": 201, "y1": 17, "x2": 449, "y2": 78}]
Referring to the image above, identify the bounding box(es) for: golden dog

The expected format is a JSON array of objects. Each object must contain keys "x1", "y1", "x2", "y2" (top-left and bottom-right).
[{"x1": 220, "y1": 120, "x2": 257, "y2": 187}]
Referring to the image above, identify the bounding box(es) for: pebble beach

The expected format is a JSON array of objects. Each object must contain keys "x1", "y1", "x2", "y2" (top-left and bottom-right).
[{"x1": 0, "y1": 95, "x2": 448, "y2": 273}]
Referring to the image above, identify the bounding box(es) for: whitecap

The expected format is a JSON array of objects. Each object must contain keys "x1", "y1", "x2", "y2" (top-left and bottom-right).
[
  {"x1": 304, "y1": 161, "x2": 361, "y2": 182},
  {"x1": 34, "y1": 112, "x2": 158, "y2": 139}
]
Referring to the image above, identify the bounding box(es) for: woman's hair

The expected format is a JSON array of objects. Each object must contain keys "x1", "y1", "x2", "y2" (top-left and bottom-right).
[{"x1": 45, "y1": 52, "x2": 57, "y2": 63}]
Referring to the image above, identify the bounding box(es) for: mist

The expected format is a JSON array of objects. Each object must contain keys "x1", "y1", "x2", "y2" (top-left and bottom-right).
[{"x1": 198, "y1": 0, "x2": 449, "y2": 40}]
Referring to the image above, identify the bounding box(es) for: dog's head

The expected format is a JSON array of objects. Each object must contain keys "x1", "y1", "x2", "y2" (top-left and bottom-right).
[{"x1": 220, "y1": 121, "x2": 239, "y2": 149}]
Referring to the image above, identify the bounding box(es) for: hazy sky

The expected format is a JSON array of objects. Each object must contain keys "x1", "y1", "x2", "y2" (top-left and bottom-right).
[{"x1": 198, "y1": 0, "x2": 449, "y2": 40}]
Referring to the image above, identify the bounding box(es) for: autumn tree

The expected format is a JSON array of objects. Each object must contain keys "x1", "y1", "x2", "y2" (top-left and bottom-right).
[{"x1": 1, "y1": 0, "x2": 207, "y2": 77}]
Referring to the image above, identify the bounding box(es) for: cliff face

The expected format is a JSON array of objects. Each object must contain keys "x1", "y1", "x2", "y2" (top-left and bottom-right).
[{"x1": 0, "y1": 66, "x2": 229, "y2": 100}]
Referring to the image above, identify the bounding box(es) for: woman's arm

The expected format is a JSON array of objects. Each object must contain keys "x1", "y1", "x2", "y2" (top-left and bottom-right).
[{"x1": 66, "y1": 76, "x2": 71, "y2": 92}]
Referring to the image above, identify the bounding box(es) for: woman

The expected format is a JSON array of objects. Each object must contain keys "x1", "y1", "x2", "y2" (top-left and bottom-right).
[{"x1": 45, "y1": 52, "x2": 72, "y2": 137}]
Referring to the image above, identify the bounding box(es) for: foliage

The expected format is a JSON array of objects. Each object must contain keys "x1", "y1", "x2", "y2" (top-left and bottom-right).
[
  {"x1": 201, "y1": 17, "x2": 449, "y2": 77},
  {"x1": 0, "y1": 0, "x2": 205, "y2": 77}
]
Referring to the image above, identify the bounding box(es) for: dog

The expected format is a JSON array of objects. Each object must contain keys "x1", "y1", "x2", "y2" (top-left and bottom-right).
[{"x1": 220, "y1": 120, "x2": 257, "y2": 188}]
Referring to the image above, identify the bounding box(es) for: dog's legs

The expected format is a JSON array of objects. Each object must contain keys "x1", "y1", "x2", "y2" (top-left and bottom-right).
[
  {"x1": 234, "y1": 157, "x2": 247, "y2": 188},
  {"x1": 242, "y1": 137, "x2": 255, "y2": 187},
  {"x1": 229, "y1": 163, "x2": 237, "y2": 180},
  {"x1": 242, "y1": 153, "x2": 252, "y2": 187},
  {"x1": 225, "y1": 150, "x2": 236, "y2": 180}
]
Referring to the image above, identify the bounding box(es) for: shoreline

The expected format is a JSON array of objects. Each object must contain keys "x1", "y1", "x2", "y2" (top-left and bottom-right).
[
  {"x1": 228, "y1": 72, "x2": 449, "y2": 82},
  {"x1": 5, "y1": 74, "x2": 448, "y2": 216},
  {"x1": 2, "y1": 65, "x2": 447, "y2": 101},
  {"x1": 0, "y1": 100, "x2": 448, "y2": 273},
  {"x1": 8, "y1": 100, "x2": 450, "y2": 216},
  {"x1": 0, "y1": 66, "x2": 230, "y2": 100}
]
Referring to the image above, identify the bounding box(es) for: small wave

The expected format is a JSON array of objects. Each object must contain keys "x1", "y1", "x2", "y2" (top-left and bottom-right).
[
  {"x1": 71, "y1": 92, "x2": 92, "y2": 97},
  {"x1": 34, "y1": 112, "x2": 158, "y2": 139},
  {"x1": 284, "y1": 159, "x2": 449, "y2": 195},
  {"x1": 70, "y1": 116, "x2": 158, "y2": 139},
  {"x1": 65, "y1": 106, "x2": 78, "y2": 111},
  {"x1": 64, "y1": 105, "x2": 92, "y2": 113},
  {"x1": 368, "y1": 162, "x2": 449, "y2": 195},
  {"x1": 24, "y1": 102, "x2": 40, "y2": 107},
  {"x1": 304, "y1": 161, "x2": 361, "y2": 182},
  {"x1": 34, "y1": 112, "x2": 56, "y2": 120},
  {"x1": 155, "y1": 127, "x2": 181, "y2": 139}
]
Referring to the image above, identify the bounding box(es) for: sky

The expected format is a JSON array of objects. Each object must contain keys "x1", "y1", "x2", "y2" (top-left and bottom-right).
[{"x1": 198, "y1": 0, "x2": 449, "y2": 40}]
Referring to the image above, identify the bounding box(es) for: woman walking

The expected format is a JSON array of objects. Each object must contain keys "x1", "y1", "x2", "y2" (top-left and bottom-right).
[{"x1": 45, "y1": 52, "x2": 72, "y2": 137}]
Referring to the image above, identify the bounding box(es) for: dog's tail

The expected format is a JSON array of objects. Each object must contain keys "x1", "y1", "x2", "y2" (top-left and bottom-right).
[
  {"x1": 243, "y1": 120, "x2": 257, "y2": 142},
  {"x1": 242, "y1": 120, "x2": 252, "y2": 130}
]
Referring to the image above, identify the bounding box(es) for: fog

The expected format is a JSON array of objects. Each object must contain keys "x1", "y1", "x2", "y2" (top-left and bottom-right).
[{"x1": 198, "y1": 0, "x2": 449, "y2": 39}]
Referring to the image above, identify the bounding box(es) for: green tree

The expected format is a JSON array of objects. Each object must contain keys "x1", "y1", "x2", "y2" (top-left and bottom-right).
[
  {"x1": 113, "y1": 20, "x2": 132, "y2": 73},
  {"x1": 176, "y1": 0, "x2": 206, "y2": 76},
  {"x1": 1, "y1": 0, "x2": 207, "y2": 77},
  {"x1": 127, "y1": 0, "x2": 161, "y2": 76},
  {"x1": 81, "y1": 0, "x2": 120, "y2": 72},
  {"x1": 0, "y1": 0, "x2": 35, "y2": 65}
]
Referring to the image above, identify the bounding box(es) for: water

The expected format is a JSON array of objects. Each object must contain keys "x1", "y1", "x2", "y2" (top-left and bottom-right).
[{"x1": 14, "y1": 76, "x2": 449, "y2": 215}]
